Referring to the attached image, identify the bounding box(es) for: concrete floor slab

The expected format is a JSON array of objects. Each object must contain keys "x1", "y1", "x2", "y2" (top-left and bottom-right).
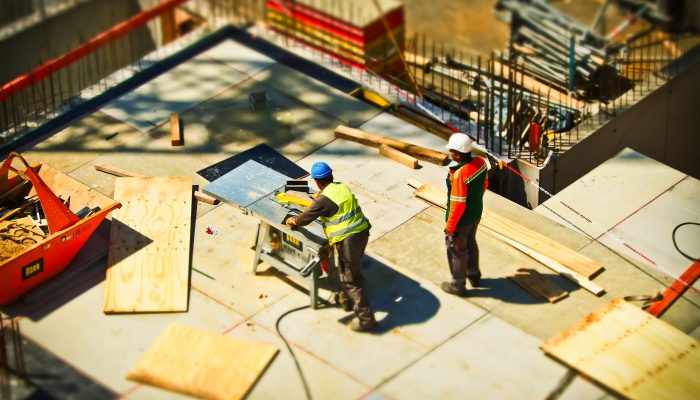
[
  {"x1": 100, "y1": 54, "x2": 247, "y2": 131},
  {"x1": 378, "y1": 314, "x2": 597, "y2": 399},
  {"x1": 596, "y1": 176, "x2": 700, "y2": 287},
  {"x1": 202, "y1": 38, "x2": 276, "y2": 77},
  {"x1": 250, "y1": 286, "x2": 429, "y2": 388},
  {"x1": 252, "y1": 63, "x2": 381, "y2": 126},
  {"x1": 535, "y1": 148, "x2": 687, "y2": 239},
  {"x1": 190, "y1": 204, "x2": 299, "y2": 317},
  {"x1": 21, "y1": 113, "x2": 143, "y2": 174},
  {"x1": 178, "y1": 76, "x2": 340, "y2": 163},
  {"x1": 18, "y1": 286, "x2": 244, "y2": 395},
  {"x1": 229, "y1": 318, "x2": 370, "y2": 400}
]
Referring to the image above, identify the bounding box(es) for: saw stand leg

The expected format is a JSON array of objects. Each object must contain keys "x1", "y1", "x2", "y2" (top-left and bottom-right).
[{"x1": 252, "y1": 222, "x2": 268, "y2": 275}]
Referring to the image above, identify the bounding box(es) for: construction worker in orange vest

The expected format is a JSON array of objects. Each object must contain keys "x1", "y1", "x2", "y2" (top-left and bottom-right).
[
  {"x1": 285, "y1": 162, "x2": 378, "y2": 332},
  {"x1": 441, "y1": 133, "x2": 489, "y2": 297}
]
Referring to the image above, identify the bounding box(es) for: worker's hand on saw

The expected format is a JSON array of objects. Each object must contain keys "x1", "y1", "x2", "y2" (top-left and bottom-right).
[{"x1": 285, "y1": 217, "x2": 298, "y2": 229}]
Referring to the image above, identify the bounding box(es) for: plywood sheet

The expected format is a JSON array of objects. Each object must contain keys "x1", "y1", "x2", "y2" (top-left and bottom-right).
[
  {"x1": 127, "y1": 324, "x2": 278, "y2": 400},
  {"x1": 542, "y1": 298, "x2": 700, "y2": 400},
  {"x1": 104, "y1": 177, "x2": 192, "y2": 313}
]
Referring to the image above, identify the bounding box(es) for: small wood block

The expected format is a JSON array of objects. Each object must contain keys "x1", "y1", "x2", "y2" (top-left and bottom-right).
[
  {"x1": 379, "y1": 144, "x2": 419, "y2": 169},
  {"x1": 170, "y1": 113, "x2": 182, "y2": 146},
  {"x1": 507, "y1": 267, "x2": 568, "y2": 303},
  {"x1": 127, "y1": 324, "x2": 278, "y2": 400},
  {"x1": 194, "y1": 190, "x2": 219, "y2": 205}
]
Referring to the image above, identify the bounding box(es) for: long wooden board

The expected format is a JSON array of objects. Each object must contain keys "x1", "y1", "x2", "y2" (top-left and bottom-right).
[
  {"x1": 104, "y1": 177, "x2": 192, "y2": 313},
  {"x1": 542, "y1": 298, "x2": 700, "y2": 400},
  {"x1": 94, "y1": 163, "x2": 218, "y2": 205},
  {"x1": 379, "y1": 144, "x2": 419, "y2": 169},
  {"x1": 405, "y1": 178, "x2": 603, "y2": 278},
  {"x1": 334, "y1": 124, "x2": 449, "y2": 165},
  {"x1": 127, "y1": 324, "x2": 278, "y2": 400},
  {"x1": 507, "y1": 267, "x2": 568, "y2": 303}
]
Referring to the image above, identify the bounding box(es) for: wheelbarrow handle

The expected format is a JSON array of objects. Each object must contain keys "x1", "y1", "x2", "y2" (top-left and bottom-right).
[{"x1": 0, "y1": 152, "x2": 80, "y2": 233}]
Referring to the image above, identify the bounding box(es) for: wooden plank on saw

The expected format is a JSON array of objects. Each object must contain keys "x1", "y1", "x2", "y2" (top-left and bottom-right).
[
  {"x1": 405, "y1": 178, "x2": 603, "y2": 279},
  {"x1": 104, "y1": 177, "x2": 192, "y2": 313},
  {"x1": 127, "y1": 323, "x2": 278, "y2": 400},
  {"x1": 94, "y1": 164, "x2": 219, "y2": 205},
  {"x1": 335, "y1": 124, "x2": 449, "y2": 165},
  {"x1": 542, "y1": 298, "x2": 700, "y2": 400},
  {"x1": 379, "y1": 144, "x2": 419, "y2": 169},
  {"x1": 507, "y1": 267, "x2": 568, "y2": 303},
  {"x1": 170, "y1": 113, "x2": 182, "y2": 146}
]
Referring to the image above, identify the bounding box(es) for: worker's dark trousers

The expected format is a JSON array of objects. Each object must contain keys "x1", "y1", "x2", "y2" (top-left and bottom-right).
[
  {"x1": 335, "y1": 229, "x2": 375, "y2": 324},
  {"x1": 446, "y1": 220, "x2": 481, "y2": 287}
]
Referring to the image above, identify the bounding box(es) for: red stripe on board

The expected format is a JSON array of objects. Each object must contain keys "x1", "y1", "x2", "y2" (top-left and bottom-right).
[{"x1": 0, "y1": 0, "x2": 189, "y2": 102}]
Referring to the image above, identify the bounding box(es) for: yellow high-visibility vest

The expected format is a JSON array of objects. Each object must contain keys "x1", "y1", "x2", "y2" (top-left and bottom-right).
[{"x1": 320, "y1": 182, "x2": 368, "y2": 244}]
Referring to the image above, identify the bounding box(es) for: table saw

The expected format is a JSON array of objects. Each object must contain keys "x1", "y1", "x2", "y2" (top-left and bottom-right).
[{"x1": 203, "y1": 160, "x2": 333, "y2": 309}]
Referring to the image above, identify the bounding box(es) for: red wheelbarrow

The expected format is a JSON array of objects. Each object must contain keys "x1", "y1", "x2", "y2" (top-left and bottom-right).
[{"x1": 0, "y1": 152, "x2": 121, "y2": 305}]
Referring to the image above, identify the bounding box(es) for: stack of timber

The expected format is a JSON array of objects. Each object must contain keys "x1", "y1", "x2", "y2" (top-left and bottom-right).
[
  {"x1": 405, "y1": 178, "x2": 604, "y2": 295},
  {"x1": 266, "y1": 0, "x2": 406, "y2": 75}
]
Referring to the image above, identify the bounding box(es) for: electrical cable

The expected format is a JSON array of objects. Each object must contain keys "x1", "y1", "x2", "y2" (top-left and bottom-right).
[
  {"x1": 275, "y1": 304, "x2": 312, "y2": 400},
  {"x1": 672, "y1": 222, "x2": 700, "y2": 262}
]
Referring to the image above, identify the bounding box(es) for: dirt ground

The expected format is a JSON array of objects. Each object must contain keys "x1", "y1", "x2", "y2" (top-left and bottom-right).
[{"x1": 400, "y1": 0, "x2": 630, "y2": 57}]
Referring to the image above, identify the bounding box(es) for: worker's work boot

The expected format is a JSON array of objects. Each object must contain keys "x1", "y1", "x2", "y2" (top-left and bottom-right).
[
  {"x1": 467, "y1": 276, "x2": 481, "y2": 288},
  {"x1": 440, "y1": 281, "x2": 468, "y2": 297},
  {"x1": 334, "y1": 292, "x2": 354, "y2": 312},
  {"x1": 350, "y1": 318, "x2": 378, "y2": 333}
]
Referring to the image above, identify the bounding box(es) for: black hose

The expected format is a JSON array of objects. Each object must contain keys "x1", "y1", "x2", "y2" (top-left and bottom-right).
[
  {"x1": 672, "y1": 222, "x2": 700, "y2": 262},
  {"x1": 275, "y1": 304, "x2": 312, "y2": 400}
]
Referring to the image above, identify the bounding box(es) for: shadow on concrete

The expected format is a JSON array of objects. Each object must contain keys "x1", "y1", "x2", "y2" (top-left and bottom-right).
[
  {"x1": 360, "y1": 255, "x2": 440, "y2": 334},
  {"x1": 465, "y1": 273, "x2": 580, "y2": 304}
]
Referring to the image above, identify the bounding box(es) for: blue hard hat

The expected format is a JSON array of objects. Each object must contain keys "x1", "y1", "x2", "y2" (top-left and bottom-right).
[{"x1": 311, "y1": 162, "x2": 332, "y2": 179}]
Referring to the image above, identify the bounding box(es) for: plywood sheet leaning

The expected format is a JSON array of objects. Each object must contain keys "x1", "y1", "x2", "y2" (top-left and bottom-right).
[
  {"x1": 127, "y1": 323, "x2": 278, "y2": 400},
  {"x1": 542, "y1": 298, "x2": 700, "y2": 400},
  {"x1": 405, "y1": 178, "x2": 603, "y2": 278},
  {"x1": 104, "y1": 177, "x2": 192, "y2": 313},
  {"x1": 507, "y1": 267, "x2": 568, "y2": 303}
]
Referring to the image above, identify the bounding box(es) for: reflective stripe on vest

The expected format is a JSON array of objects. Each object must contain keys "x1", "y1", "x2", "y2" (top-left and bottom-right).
[{"x1": 320, "y1": 182, "x2": 368, "y2": 244}]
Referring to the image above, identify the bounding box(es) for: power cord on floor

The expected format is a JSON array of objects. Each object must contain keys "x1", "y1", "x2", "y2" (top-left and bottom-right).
[
  {"x1": 274, "y1": 290, "x2": 335, "y2": 400},
  {"x1": 672, "y1": 222, "x2": 700, "y2": 262},
  {"x1": 275, "y1": 304, "x2": 312, "y2": 400}
]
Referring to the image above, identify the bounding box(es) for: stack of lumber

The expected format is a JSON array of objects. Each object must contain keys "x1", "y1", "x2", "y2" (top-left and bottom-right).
[
  {"x1": 406, "y1": 178, "x2": 605, "y2": 295},
  {"x1": 334, "y1": 124, "x2": 449, "y2": 168},
  {"x1": 266, "y1": 0, "x2": 405, "y2": 75}
]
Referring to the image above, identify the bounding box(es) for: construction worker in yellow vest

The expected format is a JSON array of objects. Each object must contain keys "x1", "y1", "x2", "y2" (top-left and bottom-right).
[{"x1": 285, "y1": 162, "x2": 378, "y2": 332}]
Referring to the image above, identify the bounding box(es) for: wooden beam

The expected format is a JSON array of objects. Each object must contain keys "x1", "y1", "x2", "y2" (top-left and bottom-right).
[
  {"x1": 483, "y1": 227, "x2": 604, "y2": 296},
  {"x1": 334, "y1": 125, "x2": 449, "y2": 165},
  {"x1": 170, "y1": 113, "x2": 182, "y2": 146},
  {"x1": 378, "y1": 144, "x2": 419, "y2": 169},
  {"x1": 94, "y1": 164, "x2": 219, "y2": 205},
  {"x1": 646, "y1": 259, "x2": 700, "y2": 317}
]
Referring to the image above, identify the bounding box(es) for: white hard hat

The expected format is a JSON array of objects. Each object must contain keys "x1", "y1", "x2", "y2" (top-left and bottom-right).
[{"x1": 445, "y1": 133, "x2": 473, "y2": 153}]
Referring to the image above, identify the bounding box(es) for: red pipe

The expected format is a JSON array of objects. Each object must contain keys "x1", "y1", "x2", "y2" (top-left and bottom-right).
[{"x1": 0, "y1": 0, "x2": 189, "y2": 102}]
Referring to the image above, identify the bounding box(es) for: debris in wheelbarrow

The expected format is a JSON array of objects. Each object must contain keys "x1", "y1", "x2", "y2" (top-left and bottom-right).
[{"x1": 0, "y1": 152, "x2": 121, "y2": 305}]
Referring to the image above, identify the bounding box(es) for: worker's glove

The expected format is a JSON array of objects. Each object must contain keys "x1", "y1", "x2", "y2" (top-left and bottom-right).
[
  {"x1": 445, "y1": 233, "x2": 458, "y2": 249},
  {"x1": 285, "y1": 216, "x2": 298, "y2": 229}
]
